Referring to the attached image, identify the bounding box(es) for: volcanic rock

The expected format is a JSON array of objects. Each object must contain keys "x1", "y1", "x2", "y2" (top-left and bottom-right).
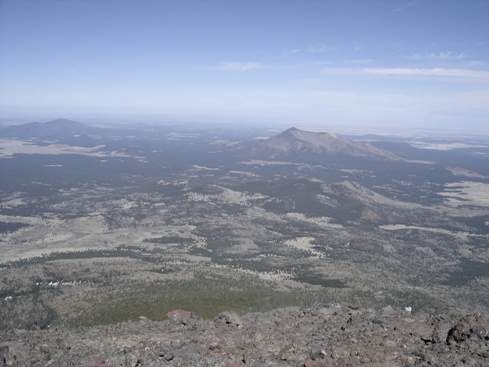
[{"x1": 1, "y1": 305, "x2": 488, "y2": 366}]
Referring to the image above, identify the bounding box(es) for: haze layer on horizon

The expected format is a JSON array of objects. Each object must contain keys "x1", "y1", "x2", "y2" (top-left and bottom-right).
[{"x1": 0, "y1": 0, "x2": 488, "y2": 135}]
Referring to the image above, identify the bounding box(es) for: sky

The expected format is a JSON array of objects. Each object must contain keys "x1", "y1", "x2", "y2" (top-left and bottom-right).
[{"x1": 0, "y1": 0, "x2": 488, "y2": 134}]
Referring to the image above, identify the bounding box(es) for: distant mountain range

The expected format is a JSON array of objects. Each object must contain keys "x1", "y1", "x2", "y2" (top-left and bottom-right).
[
  {"x1": 0, "y1": 119, "x2": 101, "y2": 139},
  {"x1": 230, "y1": 127, "x2": 401, "y2": 161},
  {"x1": 1, "y1": 120, "x2": 402, "y2": 161}
]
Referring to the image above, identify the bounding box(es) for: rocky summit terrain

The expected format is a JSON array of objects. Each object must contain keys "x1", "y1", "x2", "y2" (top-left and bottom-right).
[{"x1": 1, "y1": 304, "x2": 488, "y2": 367}]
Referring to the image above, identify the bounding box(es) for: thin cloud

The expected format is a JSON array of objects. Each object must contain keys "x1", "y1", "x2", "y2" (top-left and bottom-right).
[
  {"x1": 321, "y1": 67, "x2": 489, "y2": 79},
  {"x1": 407, "y1": 51, "x2": 467, "y2": 60},
  {"x1": 465, "y1": 60, "x2": 485, "y2": 67},
  {"x1": 212, "y1": 62, "x2": 267, "y2": 73},
  {"x1": 306, "y1": 44, "x2": 335, "y2": 53},
  {"x1": 352, "y1": 42, "x2": 362, "y2": 51},
  {"x1": 211, "y1": 46, "x2": 330, "y2": 74},
  {"x1": 367, "y1": 0, "x2": 421, "y2": 21},
  {"x1": 211, "y1": 49, "x2": 301, "y2": 74},
  {"x1": 362, "y1": 67, "x2": 489, "y2": 78},
  {"x1": 210, "y1": 55, "x2": 324, "y2": 74},
  {"x1": 280, "y1": 49, "x2": 302, "y2": 58},
  {"x1": 343, "y1": 59, "x2": 374, "y2": 64}
]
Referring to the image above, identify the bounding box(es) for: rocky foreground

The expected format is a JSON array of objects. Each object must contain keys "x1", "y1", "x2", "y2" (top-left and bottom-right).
[{"x1": 1, "y1": 304, "x2": 488, "y2": 367}]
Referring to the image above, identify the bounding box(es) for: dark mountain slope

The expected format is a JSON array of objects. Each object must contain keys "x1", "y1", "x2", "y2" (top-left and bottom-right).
[{"x1": 230, "y1": 127, "x2": 401, "y2": 160}]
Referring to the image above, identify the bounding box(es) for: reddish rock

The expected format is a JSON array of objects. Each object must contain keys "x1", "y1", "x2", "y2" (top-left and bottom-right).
[
  {"x1": 303, "y1": 358, "x2": 320, "y2": 367},
  {"x1": 166, "y1": 309, "x2": 193, "y2": 319},
  {"x1": 83, "y1": 355, "x2": 115, "y2": 367}
]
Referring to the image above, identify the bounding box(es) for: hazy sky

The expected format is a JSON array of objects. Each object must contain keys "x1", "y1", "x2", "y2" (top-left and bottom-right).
[{"x1": 0, "y1": 0, "x2": 488, "y2": 133}]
